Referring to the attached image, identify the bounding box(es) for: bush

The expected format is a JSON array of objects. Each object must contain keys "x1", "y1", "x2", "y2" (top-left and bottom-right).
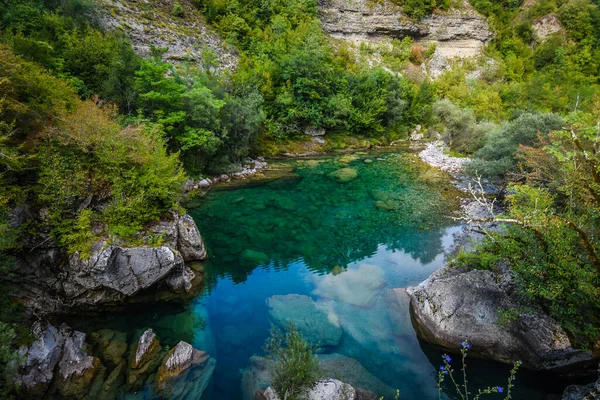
[
  {"x1": 172, "y1": 2, "x2": 185, "y2": 17},
  {"x1": 264, "y1": 323, "x2": 320, "y2": 400}
]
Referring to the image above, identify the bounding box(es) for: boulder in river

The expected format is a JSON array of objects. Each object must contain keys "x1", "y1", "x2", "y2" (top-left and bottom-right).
[
  {"x1": 126, "y1": 328, "x2": 162, "y2": 391},
  {"x1": 17, "y1": 323, "x2": 105, "y2": 399},
  {"x1": 561, "y1": 376, "x2": 600, "y2": 400},
  {"x1": 266, "y1": 294, "x2": 342, "y2": 348},
  {"x1": 328, "y1": 168, "x2": 358, "y2": 183},
  {"x1": 261, "y1": 379, "x2": 356, "y2": 400},
  {"x1": 406, "y1": 268, "x2": 597, "y2": 373},
  {"x1": 155, "y1": 341, "x2": 216, "y2": 400}
]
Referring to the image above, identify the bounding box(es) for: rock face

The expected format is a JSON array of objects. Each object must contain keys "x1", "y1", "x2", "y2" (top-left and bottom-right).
[
  {"x1": 406, "y1": 268, "x2": 597, "y2": 372},
  {"x1": 15, "y1": 213, "x2": 207, "y2": 313},
  {"x1": 262, "y1": 379, "x2": 357, "y2": 400},
  {"x1": 562, "y1": 377, "x2": 600, "y2": 400},
  {"x1": 99, "y1": 0, "x2": 237, "y2": 70},
  {"x1": 318, "y1": 0, "x2": 492, "y2": 76},
  {"x1": 266, "y1": 294, "x2": 343, "y2": 348},
  {"x1": 155, "y1": 341, "x2": 216, "y2": 400}
]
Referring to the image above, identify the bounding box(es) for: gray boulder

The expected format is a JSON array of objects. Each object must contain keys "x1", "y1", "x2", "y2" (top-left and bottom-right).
[
  {"x1": 406, "y1": 268, "x2": 596, "y2": 372},
  {"x1": 16, "y1": 322, "x2": 67, "y2": 395},
  {"x1": 176, "y1": 213, "x2": 207, "y2": 261},
  {"x1": 155, "y1": 341, "x2": 216, "y2": 400},
  {"x1": 562, "y1": 377, "x2": 600, "y2": 400},
  {"x1": 262, "y1": 379, "x2": 356, "y2": 400},
  {"x1": 17, "y1": 323, "x2": 104, "y2": 399},
  {"x1": 266, "y1": 294, "x2": 342, "y2": 348},
  {"x1": 126, "y1": 328, "x2": 162, "y2": 391}
]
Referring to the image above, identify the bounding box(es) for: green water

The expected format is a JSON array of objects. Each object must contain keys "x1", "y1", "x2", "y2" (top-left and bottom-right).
[{"x1": 193, "y1": 151, "x2": 461, "y2": 283}]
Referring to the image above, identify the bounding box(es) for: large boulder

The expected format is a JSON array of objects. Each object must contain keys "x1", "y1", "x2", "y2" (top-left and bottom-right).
[
  {"x1": 261, "y1": 379, "x2": 356, "y2": 400},
  {"x1": 266, "y1": 294, "x2": 342, "y2": 348},
  {"x1": 175, "y1": 213, "x2": 207, "y2": 261},
  {"x1": 562, "y1": 377, "x2": 600, "y2": 400},
  {"x1": 16, "y1": 322, "x2": 68, "y2": 396},
  {"x1": 17, "y1": 323, "x2": 104, "y2": 399},
  {"x1": 54, "y1": 327, "x2": 105, "y2": 399},
  {"x1": 155, "y1": 341, "x2": 216, "y2": 400},
  {"x1": 406, "y1": 268, "x2": 597, "y2": 372}
]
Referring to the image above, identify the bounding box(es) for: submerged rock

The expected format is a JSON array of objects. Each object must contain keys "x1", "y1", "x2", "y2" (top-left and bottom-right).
[
  {"x1": 312, "y1": 264, "x2": 387, "y2": 307},
  {"x1": 328, "y1": 168, "x2": 358, "y2": 183},
  {"x1": 406, "y1": 268, "x2": 597, "y2": 372},
  {"x1": 155, "y1": 341, "x2": 216, "y2": 400},
  {"x1": 89, "y1": 329, "x2": 128, "y2": 368},
  {"x1": 266, "y1": 294, "x2": 342, "y2": 348},
  {"x1": 240, "y1": 249, "x2": 270, "y2": 266}
]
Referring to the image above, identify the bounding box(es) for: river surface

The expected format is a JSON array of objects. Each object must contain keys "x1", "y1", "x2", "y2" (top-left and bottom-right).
[{"x1": 74, "y1": 148, "x2": 570, "y2": 399}]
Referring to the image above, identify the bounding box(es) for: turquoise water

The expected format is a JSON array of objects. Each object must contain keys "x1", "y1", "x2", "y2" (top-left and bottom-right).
[{"x1": 72, "y1": 149, "x2": 571, "y2": 399}]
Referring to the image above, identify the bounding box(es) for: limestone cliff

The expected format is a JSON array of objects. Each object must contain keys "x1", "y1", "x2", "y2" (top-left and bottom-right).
[{"x1": 318, "y1": 0, "x2": 493, "y2": 77}]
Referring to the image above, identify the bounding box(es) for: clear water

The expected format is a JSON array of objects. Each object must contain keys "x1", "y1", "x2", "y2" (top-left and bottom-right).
[{"x1": 72, "y1": 149, "x2": 573, "y2": 399}]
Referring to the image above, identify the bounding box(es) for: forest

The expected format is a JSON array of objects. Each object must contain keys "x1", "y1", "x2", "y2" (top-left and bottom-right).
[{"x1": 1, "y1": 0, "x2": 600, "y2": 397}]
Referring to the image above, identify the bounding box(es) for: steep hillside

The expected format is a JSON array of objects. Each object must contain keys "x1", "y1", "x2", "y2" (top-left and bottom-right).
[{"x1": 100, "y1": 0, "x2": 237, "y2": 70}]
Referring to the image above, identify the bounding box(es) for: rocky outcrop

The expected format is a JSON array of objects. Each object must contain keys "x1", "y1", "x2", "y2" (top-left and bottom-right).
[
  {"x1": 406, "y1": 268, "x2": 597, "y2": 374},
  {"x1": 14, "y1": 213, "x2": 207, "y2": 314},
  {"x1": 155, "y1": 341, "x2": 216, "y2": 400},
  {"x1": 99, "y1": 0, "x2": 237, "y2": 70},
  {"x1": 261, "y1": 379, "x2": 357, "y2": 400},
  {"x1": 318, "y1": 0, "x2": 493, "y2": 76},
  {"x1": 266, "y1": 294, "x2": 343, "y2": 349},
  {"x1": 562, "y1": 376, "x2": 600, "y2": 400},
  {"x1": 532, "y1": 14, "x2": 563, "y2": 39},
  {"x1": 17, "y1": 323, "x2": 215, "y2": 399}
]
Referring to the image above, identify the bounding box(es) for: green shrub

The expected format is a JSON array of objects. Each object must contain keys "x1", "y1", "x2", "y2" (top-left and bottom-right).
[
  {"x1": 172, "y1": 2, "x2": 185, "y2": 18},
  {"x1": 264, "y1": 323, "x2": 320, "y2": 400}
]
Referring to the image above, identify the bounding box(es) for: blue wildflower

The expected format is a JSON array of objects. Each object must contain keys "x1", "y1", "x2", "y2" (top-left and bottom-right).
[
  {"x1": 461, "y1": 340, "x2": 471, "y2": 349},
  {"x1": 497, "y1": 387, "x2": 503, "y2": 393},
  {"x1": 440, "y1": 365, "x2": 445, "y2": 371},
  {"x1": 443, "y1": 355, "x2": 452, "y2": 363}
]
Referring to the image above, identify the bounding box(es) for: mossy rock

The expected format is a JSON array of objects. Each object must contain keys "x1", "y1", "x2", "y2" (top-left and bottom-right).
[
  {"x1": 338, "y1": 154, "x2": 359, "y2": 164},
  {"x1": 375, "y1": 200, "x2": 396, "y2": 211},
  {"x1": 328, "y1": 168, "x2": 358, "y2": 183},
  {"x1": 240, "y1": 249, "x2": 270, "y2": 266}
]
